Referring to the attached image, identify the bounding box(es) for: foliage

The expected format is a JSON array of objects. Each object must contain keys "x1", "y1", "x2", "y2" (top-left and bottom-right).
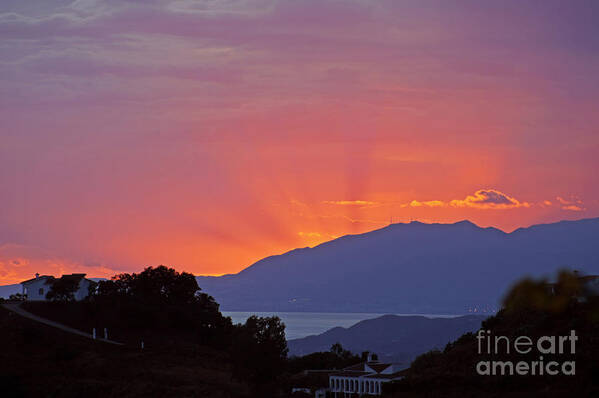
[
  {"x1": 94, "y1": 265, "x2": 210, "y2": 306},
  {"x1": 78, "y1": 266, "x2": 231, "y2": 346},
  {"x1": 0, "y1": 305, "x2": 249, "y2": 398},
  {"x1": 87, "y1": 280, "x2": 98, "y2": 298},
  {"x1": 46, "y1": 278, "x2": 79, "y2": 302},
  {"x1": 501, "y1": 269, "x2": 582, "y2": 316},
  {"x1": 287, "y1": 343, "x2": 362, "y2": 375},
  {"x1": 409, "y1": 349, "x2": 442, "y2": 373},
  {"x1": 385, "y1": 270, "x2": 599, "y2": 397},
  {"x1": 9, "y1": 266, "x2": 296, "y2": 397},
  {"x1": 230, "y1": 315, "x2": 288, "y2": 395},
  {"x1": 331, "y1": 342, "x2": 363, "y2": 361},
  {"x1": 8, "y1": 293, "x2": 26, "y2": 301}
]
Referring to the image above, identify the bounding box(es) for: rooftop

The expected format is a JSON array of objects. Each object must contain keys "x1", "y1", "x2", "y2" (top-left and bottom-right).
[
  {"x1": 20, "y1": 273, "x2": 88, "y2": 285},
  {"x1": 20, "y1": 275, "x2": 55, "y2": 285},
  {"x1": 329, "y1": 361, "x2": 397, "y2": 379}
]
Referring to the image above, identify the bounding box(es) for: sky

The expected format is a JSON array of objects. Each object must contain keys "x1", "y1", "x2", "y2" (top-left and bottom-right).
[{"x1": 1, "y1": 0, "x2": 598, "y2": 285}]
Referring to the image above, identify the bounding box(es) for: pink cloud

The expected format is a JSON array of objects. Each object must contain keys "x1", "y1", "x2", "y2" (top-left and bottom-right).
[
  {"x1": 405, "y1": 189, "x2": 531, "y2": 210},
  {"x1": 0, "y1": 0, "x2": 597, "y2": 277},
  {"x1": 556, "y1": 196, "x2": 585, "y2": 211},
  {"x1": 449, "y1": 190, "x2": 531, "y2": 209},
  {"x1": 0, "y1": 243, "x2": 121, "y2": 285}
]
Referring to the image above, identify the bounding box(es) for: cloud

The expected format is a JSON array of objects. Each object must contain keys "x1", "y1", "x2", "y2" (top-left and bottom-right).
[
  {"x1": 322, "y1": 200, "x2": 379, "y2": 206},
  {"x1": 449, "y1": 189, "x2": 530, "y2": 209},
  {"x1": 0, "y1": 243, "x2": 121, "y2": 285},
  {"x1": 556, "y1": 196, "x2": 585, "y2": 211},
  {"x1": 562, "y1": 205, "x2": 584, "y2": 211},
  {"x1": 556, "y1": 197, "x2": 569, "y2": 205},
  {"x1": 404, "y1": 190, "x2": 588, "y2": 212},
  {"x1": 0, "y1": 0, "x2": 597, "y2": 277},
  {"x1": 409, "y1": 200, "x2": 445, "y2": 207},
  {"x1": 404, "y1": 189, "x2": 531, "y2": 210},
  {"x1": 298, "y1": 231, "x2": 321, "y2": 238}
]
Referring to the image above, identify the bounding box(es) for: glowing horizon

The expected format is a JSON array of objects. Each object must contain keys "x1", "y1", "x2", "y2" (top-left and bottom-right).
[
  {"x1": 1, "y1": 1, "x2": 598, "y2": 285},
  {"x1": 1, "y1": 212, "x2": 595, "y2": 285}
]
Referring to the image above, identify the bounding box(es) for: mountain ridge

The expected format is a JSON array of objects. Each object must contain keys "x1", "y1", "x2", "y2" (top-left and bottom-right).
[
  {"x1": 3, "y1": 218, "x2": 598, "y2": 307},
  {"x1": 196, "y1": 217, "x2": 599, "y2": 313},
  {"x1": 287, "y1": 314, "x2": 486, "y2": 365}
]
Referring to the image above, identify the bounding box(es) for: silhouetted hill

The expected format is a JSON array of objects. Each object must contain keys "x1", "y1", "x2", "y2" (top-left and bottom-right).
[
  {"x1": 1, "y1": 266, "x2": 296, "y2": 397},
  {"x1": 288, "y1": 314, "x2": 485, "y2": 365},
  {"x1": 383, "y1": 272, "x2": 599, "y2": 397},
  {"x1": 0, "y1": 305, "x2": 248, "y2": 398},
  {"x1": 0, "y1": 283, "x2": 20, "y2": 298},
  {"x1": 197, "y1": 218, "x2": 599, "y2": 313}
]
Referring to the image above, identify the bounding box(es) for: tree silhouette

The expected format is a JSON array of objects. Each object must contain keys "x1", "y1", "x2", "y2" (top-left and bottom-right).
[
  {"x1": 231, "y1": 315, "x2": 288, "y2": 394},
  {"x1": 95, "y1": 265, "x2": 213, "y2": 306},
  {"x1": 86, "y1": 265, "x2": 229, "y2": 346},
  {"x1": 46, "y1": 278, "x2": 78, "y2": 302}
]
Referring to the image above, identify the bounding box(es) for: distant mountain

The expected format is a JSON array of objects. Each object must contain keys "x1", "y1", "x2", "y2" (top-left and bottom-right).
[
  {"x1": 288, "y1": 314, "x2": 485, "y2": 365},
  {"x1": 0, "y1": 284, "x2": 21, "y2": 299},
  {"x1": 197, "y1": 218, "x2": 599, "y2": 313}
]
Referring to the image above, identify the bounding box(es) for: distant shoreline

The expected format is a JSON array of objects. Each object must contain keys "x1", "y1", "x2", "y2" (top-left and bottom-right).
[{"x1": 222, "y1": 311, "x2": 488, "y2": 340}]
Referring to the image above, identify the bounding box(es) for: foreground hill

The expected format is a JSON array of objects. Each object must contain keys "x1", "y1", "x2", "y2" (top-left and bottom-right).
[
  {"x1": 0, "y1": 267, "x2": 292, "y2": 397},
  {"x1": 288, "y1": 314, "x2": 485, "y2": 365},
  {"x1": 0, "y1": 305, "x2": 247, "y2": 398},
  {"x1": 197, "y1": 218, "x2": 599, "y2": 313},
  {"x1": 383, "y1": 272, "x2": 599, "y2": 397}
]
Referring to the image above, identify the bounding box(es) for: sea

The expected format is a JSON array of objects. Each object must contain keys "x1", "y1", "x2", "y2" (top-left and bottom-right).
[{"x1": 222, "y1": 311, "x2": 461, "y2": 340}]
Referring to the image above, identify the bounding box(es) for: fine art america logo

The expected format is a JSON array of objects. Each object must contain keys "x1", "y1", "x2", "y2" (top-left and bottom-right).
[{"x1": 476, "y1": 330, "x2": 577, "y2": 376}]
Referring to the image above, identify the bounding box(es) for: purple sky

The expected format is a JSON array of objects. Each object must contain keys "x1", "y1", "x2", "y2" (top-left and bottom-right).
[{"x1": 1, "y1": 0, "x2": 598, "y2": 283}]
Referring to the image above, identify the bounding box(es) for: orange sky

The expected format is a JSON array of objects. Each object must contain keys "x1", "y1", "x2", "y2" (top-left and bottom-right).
[{"x1": 1, "y1": 1, "x2": 598, "y2": 284}]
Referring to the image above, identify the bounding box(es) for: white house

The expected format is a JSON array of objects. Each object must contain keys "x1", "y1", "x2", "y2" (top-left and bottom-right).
[
  {"x1": 328, "y1": 354, "x2": 404, "y2": 397},
  {"x1": 20, "y1": 273, "x2": 93, "y2": 301}
]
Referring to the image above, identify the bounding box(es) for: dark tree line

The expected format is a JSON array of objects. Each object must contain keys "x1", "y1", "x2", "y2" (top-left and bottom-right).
[
  {"x1": 384, "y1": 270, "x2": 599, "y2": 397},
  {"x1": 46, "y1": 277, "x2": 80, "y2": 302},
  {"x1": 94, "y1": 266, "x2": 212, "y2": 306},
  {"x1": 42, "y1": 265, "x2": 289, "y2": 395},
  {"x1": 287, "y1": 342, "x2": 365, "y2": 374},
  {"x1": 231, "y1": 315, "x2": 289, "y2": 393}
]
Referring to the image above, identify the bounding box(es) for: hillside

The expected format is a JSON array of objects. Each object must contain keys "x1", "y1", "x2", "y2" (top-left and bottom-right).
[
  {"x1": 0, "y1": 266, "x2": 293, "y2": 398},
  {"x1": 383, "y1": 272, "x2": 599, "y2": 397},
  {"x1": 288, "y1": 314, "x2": 485, "y2": 365},
  {"x1": 197, "y1": 218, "x2": 599, "y2": 313},
  {"x1": 0, "y1": 305, "x2": 247, "y2": 398}
]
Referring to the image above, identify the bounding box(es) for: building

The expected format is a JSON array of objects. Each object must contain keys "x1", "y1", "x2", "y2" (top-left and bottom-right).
[
  {"x1": 328, "y1": 354, "x2": 404, "y2": 396},
  {"x1": 20, "y1": 273, "x2": 93, "y2": 301}
]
